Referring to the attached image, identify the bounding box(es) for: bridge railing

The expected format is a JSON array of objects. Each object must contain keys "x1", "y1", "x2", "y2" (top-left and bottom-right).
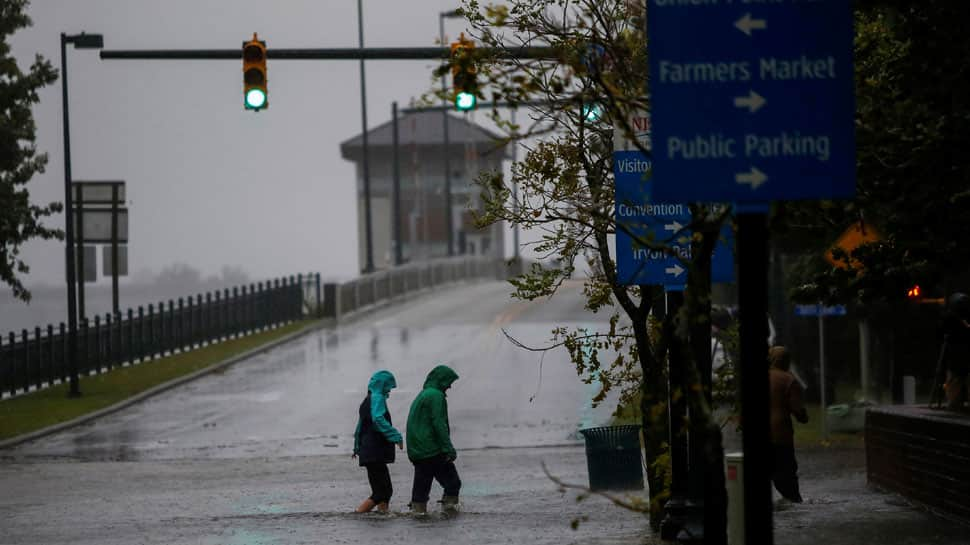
[
  {"x1": 321, "y1": 256, "x2": 512, "y2": 320},
  {"x1": 0, "y1": 275, "x2": 307, "y2": 399}
]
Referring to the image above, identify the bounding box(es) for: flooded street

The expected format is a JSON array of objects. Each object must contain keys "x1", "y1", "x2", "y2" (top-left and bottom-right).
[
  {"x1": 2, "y1": 282, "x2": 967, "y2": 544},
  {"x1": 1, "y1": 282, "x2": 649, "y2": 544}
]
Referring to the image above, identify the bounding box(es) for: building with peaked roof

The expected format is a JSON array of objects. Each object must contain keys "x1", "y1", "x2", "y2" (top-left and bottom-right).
[{"x1": 340, "y1": 110, "x2": 512, "y2": 271}]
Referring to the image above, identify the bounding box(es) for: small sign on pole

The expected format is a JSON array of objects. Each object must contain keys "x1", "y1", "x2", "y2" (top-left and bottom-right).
[
  {"x1": 72, "y1": 181, "x2": 126, "y2": 204},
  {"x1": 75, "y1": 245, "x2": 97, "y2": 283},
  {"x1": 74, "y1": 208, "x2": 129, "y2": 243},
  {"x1": 103, "y1": 245, "x2": 129, "y2": 276},
  {"x1": 793, "y1": 304, "x2": 846, "y2": 317}
]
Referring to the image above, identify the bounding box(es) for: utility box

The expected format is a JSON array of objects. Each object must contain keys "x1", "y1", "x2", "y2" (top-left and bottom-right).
[{"x1": 725, "y1": 452, "x2": 744, "y2": 545}]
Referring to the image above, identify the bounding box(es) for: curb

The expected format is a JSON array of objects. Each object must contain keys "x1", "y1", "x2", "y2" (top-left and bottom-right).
[{"x1": 0, "y1": 278, "x2": 495, "y2": 450}]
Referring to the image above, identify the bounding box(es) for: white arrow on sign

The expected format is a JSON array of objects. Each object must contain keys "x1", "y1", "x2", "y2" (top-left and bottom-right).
[
  {"x1": 734, "y1": 90, "x2": 766, "y2": 113},
  {"x1": 735, "y1": 167, "x2": 768, "y2": 189},
  {"x1": 735, "y1": 13, "x2": 767, "y2": 36},
  {"x1": 665, "y1": 264, "x2": 685, "y2": 277},
  {"x1": 664, "y1": 220, "x2": 684, "y2": 232}
]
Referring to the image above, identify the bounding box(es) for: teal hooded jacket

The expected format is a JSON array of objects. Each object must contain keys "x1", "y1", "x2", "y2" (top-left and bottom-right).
[
  {"x1": 406, "y1": 365, "x2": 459, "y2": 462},
  {"x1": 353, "y1": 370, "x2": 403, "y2": 460}
]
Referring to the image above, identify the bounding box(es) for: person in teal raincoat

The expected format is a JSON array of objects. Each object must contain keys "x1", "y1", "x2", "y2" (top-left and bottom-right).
[
  {"x1": 406, "y1": 364, "x2": 460, "y2": 514},
  {"x1": 352, "y1": 370, "x2": 403, "y2": 513}
]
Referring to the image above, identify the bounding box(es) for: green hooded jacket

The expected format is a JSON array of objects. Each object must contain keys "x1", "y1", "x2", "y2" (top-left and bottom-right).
[{"x1": 406, "y1": 365, "x2": 459, "y2": 462}]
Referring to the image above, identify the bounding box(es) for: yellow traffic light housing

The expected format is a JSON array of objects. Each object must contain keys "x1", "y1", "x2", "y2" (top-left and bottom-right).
[
  {"x1": 450, "y1": 34, "x2": 478, "y2": 111},
  {"x1": 242, "y1": 33, "x2": 267, "y2": 111}
]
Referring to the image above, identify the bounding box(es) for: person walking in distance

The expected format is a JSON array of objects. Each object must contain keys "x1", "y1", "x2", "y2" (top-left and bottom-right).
[
  {"x1": 406, "y1": 365, "x2": 461, "y2": 515},
  {"x1": 942, "y1": 293, "x2": 970, "y2": 411},
  {"x1": 352, "y1": 370, "x2": 404, "y2": 513},
  {"x1": 768, "y1": 346, "x2": 809, "y2": 503}
]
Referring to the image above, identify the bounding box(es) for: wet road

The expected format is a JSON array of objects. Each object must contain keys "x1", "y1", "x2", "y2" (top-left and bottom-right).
[
  {"x1": 5, "y1": 280, "x2": 614, "y2": 462},
  {"x1": 1, "y1": 280, "x2": 646, "y2": 545}
]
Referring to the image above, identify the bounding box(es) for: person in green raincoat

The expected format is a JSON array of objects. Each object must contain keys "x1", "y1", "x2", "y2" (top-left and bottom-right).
[
  {"x1": 406, "y1": 365, "x2": 461, "y2": 514},
  {"x1": 352, "y1": 370, "x2": 403, "y2": 513}
]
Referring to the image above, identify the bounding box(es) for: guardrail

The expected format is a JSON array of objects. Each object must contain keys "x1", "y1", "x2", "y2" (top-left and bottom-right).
[
  {"x1": 0, "y1": 275, "x2": 307, "y2": 399},
  {"x1": 321, "y1": 256, "x2": 512, "y2": 320}
]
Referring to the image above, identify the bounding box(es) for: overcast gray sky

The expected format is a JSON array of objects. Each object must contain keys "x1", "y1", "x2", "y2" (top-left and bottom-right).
[{"x1": 11, "y1": 0, "x2": 491, "y2": 286}]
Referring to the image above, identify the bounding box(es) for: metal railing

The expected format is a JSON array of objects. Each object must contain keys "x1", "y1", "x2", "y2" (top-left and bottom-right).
[
  {"x1": 0, "y1": 274, "x2": 310, "y2": 398},
  {"x1": 322, "y1": 256, "x2": 511, "y2": 320}
]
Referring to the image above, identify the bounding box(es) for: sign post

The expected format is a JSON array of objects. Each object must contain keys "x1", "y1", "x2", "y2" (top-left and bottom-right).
[
  {"x1": 647, "y1": 2, "x2": 855, "y2": 543},
  {"x1": 613, "y1": 112, "x2": 735, "y2": 287},
  {"x1": 794, "y1": 303, "x2": 846, "y2": 440},
  {"x1": 648, "y1": 2, "x2": 855, "y2": 204},
  {"x1": 73, "y1": 181, "x2": 128, "y2": 314}
]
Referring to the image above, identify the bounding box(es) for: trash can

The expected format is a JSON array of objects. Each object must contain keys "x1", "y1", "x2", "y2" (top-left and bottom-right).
[{"x1": 578, "y1": 425, "x2": 644, "y2": 491}]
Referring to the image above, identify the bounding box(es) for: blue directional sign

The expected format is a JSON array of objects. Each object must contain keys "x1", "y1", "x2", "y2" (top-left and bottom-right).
[
  {"x1": 794, "y1": 304, "x2": 846, "y2": 317},
  {"x1": 615, "y1": 202, "x2": 735, "y2": 287},
  {"x1": 647, "y1": 1, "x2": 854, "y2": 202}
]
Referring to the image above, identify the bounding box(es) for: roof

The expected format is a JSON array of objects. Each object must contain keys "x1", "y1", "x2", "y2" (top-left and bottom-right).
[{"x1": 340, "y1": 109, "x2": 512, "y2": 160}]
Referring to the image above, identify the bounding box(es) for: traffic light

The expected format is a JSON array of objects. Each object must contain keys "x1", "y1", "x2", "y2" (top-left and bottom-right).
[
  {"x1": 450, "y1": 34, "x2": 478, "y2": 111},
  {"x1": 582, "y1": 102, "x2": 604, "y2": 123},
  {"x1": 242, "y1": 33, "x2": 267, "y2": 111},
  {"x1": 907, "y1": 284, "x2": 921, "y2": 299}
]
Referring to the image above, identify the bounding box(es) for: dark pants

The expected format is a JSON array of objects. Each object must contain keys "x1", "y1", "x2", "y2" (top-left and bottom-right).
[
  {"x1": 410, "y1": 454, "x2": 461, "y2": 504},
  {"x1": 770, "y1": 444, "x2": 803, "y2": 503},
  {"x1": 365, "y1": 463, "x2": 393, "y2": 504}
]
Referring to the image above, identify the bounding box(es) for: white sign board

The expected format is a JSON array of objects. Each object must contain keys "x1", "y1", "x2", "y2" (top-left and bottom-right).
[
  {"x1": 75, "y1": 208, "x2": 129, "y2": 243},
  {"x1": 102, "y1": 245, "x2": 129, "y2": 277},
  {"x1": 72, "y1": 181, "x2": 126, "y2": 204},
  {"x1": 613, "y1": 109, "x2": 651, "y2": 152}
]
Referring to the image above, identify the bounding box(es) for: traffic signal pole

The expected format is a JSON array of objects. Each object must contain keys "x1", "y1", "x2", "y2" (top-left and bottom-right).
[
  {"x1": 440, "y1": 13, "x2": 455, "y2": 257},
  {"x1": 357, "y1": 0, "x2": 375, "y2": 273},
  {"x1": 99, "y1": 46, "x2": 556, "y2": 61}
]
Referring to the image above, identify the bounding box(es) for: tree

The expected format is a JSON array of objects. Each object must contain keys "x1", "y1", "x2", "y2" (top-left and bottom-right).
[
  {"x1": 782, "y1": 1, "x2": 970, "y2": 306},
  {"x1": 455, "y1": 1, "x2": 729, "y2": 539},
  {"x1": 0, "y1": 0, "x2": 60, "y2": 302}
]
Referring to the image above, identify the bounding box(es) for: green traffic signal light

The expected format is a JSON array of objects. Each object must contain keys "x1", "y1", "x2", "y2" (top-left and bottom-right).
[
  {"x1": 246, "y1": 88, "x2": 267, "y2": 110},
  {"x1": 455, "y1": 91, "x2": 477, "y2": 111},
  {"x1": 582, "y1": 103, "x2": 603, "y2": 123}
]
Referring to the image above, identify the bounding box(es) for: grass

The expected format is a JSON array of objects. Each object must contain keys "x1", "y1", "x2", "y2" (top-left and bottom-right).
[
  {"x1": 0, "y1": 320, "x2": 315, "y2": 442},
  {"x1": 610, "y1": 394, "x2": 866, "y2": 450},
  {"x1": 793, "y1": 403, "x2": 866, "y2": 449}
]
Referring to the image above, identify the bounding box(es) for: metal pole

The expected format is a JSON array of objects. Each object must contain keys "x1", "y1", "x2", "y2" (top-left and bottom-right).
[
  {"x1": 101, "y1": 46, "x2": 558, "y2": 61},
  {"x1": 859, "y1": 319, "x2": 870, "y2": 401},
  {"x1": 511, "y1": 109, "x2": 520, "y2": 261},
  {"x1": 358, "y1": 0, "x2": 375, "y2": 273},
  {"x1": 440, "y1": 14, "x2": 454, "y2": 257},
  {"x1": 737, "y1": 210, "x2": 772, "y2": 545},
  {"x1": 819, "y1": 307, "x2": 828, "y2": 439},
  {"x1": 111, "y1": 184, "x2": 120, "y2": 314},
  {"x1": 60, "y1": 33, "x2": 81, "y2": 398},
  {"x1": 392, "y1": 101, "x2": 402, "y2": 266},
  {"x1": 660, "y1": 289, "x2": 688, "y2": 540},
  {"x1": 76, "y1": 183, "x2": 85, "y2": 322}
]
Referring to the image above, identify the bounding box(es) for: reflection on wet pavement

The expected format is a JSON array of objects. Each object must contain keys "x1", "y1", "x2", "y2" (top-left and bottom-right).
[{"x1": 6, "y1": 281, "x2": 616, "y2": 462}]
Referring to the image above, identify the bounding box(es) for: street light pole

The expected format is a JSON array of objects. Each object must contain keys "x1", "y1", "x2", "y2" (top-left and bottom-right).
[
  {"x1": 358, "y1": 0, "x2": 375, "y2": 273},
  {"x1": 60, "y1": 31, "x2": 104, "y2": 398},
  {"x1": 440, "y1": 10, "x2": 461, "y2": 257}
]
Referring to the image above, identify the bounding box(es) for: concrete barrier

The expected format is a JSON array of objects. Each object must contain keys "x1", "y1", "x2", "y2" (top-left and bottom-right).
[{"x1": 321, "y1": 256, "x2": 516, "y2": 322}]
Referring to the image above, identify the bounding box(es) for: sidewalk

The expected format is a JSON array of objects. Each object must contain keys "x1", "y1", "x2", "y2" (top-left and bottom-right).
[{"x1": 773, "y1": 444, "x2": 970, "y2": 545}]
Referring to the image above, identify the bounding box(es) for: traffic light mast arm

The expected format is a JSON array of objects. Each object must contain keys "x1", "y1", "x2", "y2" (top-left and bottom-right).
[{"x1": 100, "y1": 46, "x2": 557, "y2": 61}]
